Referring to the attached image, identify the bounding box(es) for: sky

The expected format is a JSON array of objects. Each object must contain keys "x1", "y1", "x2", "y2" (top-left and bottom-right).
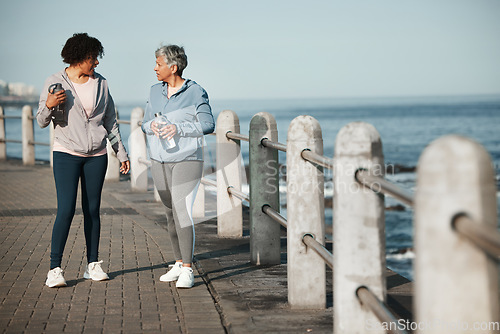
[{"x1": 0, "y1": 0, "x2": 499, "y2": 104}]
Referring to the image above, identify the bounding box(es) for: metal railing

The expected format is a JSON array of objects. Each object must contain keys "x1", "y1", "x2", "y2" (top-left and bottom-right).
[
  {"x1": 355, "y1": 169, "x2": 414, "y2": 206},
  {"x1": 226, "y1": 186, "x2": 250, "y2": 202},
  {"x1": 89, "y1": 107, "x2": 500, "y2": 333},
  {"x1": 301, "y1": 149, "x2": 333, "y2": 169},
  {"x1": 356, "y1": 287, "x2": 408, "y2": 334},
  {"x1": 4, "y1": 104, "x2": 499, "y2": 333},
  {"x1": 261, "y1": 138, "x2": 286, "y2": 152},
  {"x1": 302, "y1": 234, "x2": 333, "y2": 269},
  {"x1": 0, "y1": 105, "x2": 51, "y2": 164},
  {"x1": 225, "y1": 131, "x2": 249, "y2": 142},
  {"x1": 452, "y1": 213, "x2": 500, "y2": 259},
  {"x1": 262, "y1": 205, "x2": 287, "y2": 228}
]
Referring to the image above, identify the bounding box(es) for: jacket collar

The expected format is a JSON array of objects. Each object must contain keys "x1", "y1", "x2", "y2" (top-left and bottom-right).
[
  {"x1": 161, "y1": 79, "x2": 192, "y2": 97},
  {"x1": 58, "y1": 68, "x2": 101, "y2": 118}
]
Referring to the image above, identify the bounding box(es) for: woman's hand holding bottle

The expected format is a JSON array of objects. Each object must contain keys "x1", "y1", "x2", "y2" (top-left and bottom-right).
[{"x1": 152, "y1": 113, "x2": 177, "y2": 148}]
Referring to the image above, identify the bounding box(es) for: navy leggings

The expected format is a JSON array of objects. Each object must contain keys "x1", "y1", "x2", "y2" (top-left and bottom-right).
[{"x1": 50, "y1": 152, "x2": 108, "y2": 269}]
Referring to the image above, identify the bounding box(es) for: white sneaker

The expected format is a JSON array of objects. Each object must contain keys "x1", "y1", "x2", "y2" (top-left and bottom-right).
[
  {"x1": 160, "y1": 262, "x2": 183, "y2": 282},
  {"x1": 176, "y1": 267, "x2": 194, "y2": 289},
  {"x1": 84, "y1": 260, "x2": 109, "y2": 281},
  {"x1": 46, "y1": 267, "x2": 67, "y2": 288}
]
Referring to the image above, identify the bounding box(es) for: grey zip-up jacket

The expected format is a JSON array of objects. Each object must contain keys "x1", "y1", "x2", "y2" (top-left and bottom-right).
[{"x1": 37, "y1": 69, "x2": 128, "y2": 162}]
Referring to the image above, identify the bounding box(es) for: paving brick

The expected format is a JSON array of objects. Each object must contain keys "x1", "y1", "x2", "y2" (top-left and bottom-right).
[{"x1": 0, "y1": 159, "x2": 414, "y2": 333}]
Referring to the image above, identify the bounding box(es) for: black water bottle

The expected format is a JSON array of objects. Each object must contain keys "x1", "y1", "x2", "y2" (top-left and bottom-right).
[{"x1": 48, "y1": 83, "x2": 65, "y2": 122}]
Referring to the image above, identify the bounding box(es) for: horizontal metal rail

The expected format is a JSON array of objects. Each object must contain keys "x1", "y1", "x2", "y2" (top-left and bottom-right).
[
  {"x1": 356, "y1": 287, "x2": 408, "y2": 334},
  {"x1": 355, "y1": 169, "x2": 414, "y2": 207},
  {"x1": 262, "y1": 205, "x2": 287, "y2": 228},
  {"x1": 302, "y1": 234, "x2": 333, "y2": 269},
  {"x1": 226, "y1": 131, "x2": 249, "y2": 142},
  {"x1": 201, "y1": 177, "x2": 217, "y2": 188},
  {"x1": 0, "y1": 115, "x2": 21, "y2": 119},
  {"x1": 261, "y1": 138, "x2": 287, "y2": 152},
  {"x1": 138, "y1": 157, "x2": 152, "y2": 167},
  {"x1": 453, "y1": 213, "x2": 500, "y2": 259},
  {"x1": 117, "y1": 119, "x2": 131, "y2": 125},
  {"x1": 227, "y1": 186, "x2": 250, "y2": 202},
  {"x1": 30, "y1": 141, "x2": 50, "y2": 147},
  {"x1": 301, "y1": 149, "x2": 333, "y2": 169},
  {"x1": 0, "y1": 139, "x2": 22, "y2": 144}
]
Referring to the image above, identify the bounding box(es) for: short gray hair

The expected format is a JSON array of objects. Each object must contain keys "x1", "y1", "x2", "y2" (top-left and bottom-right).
[{"x1": 155, "y1": 45, "x2": 188, "y2": 76}]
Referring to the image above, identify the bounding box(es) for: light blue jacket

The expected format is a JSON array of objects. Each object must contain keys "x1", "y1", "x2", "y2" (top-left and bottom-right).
[{"x1": 141, "y1": 79, "x2": 215, "y2": 162}]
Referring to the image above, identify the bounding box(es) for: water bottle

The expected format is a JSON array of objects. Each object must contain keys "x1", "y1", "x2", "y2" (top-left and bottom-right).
[
  {"x1": 153, "y1": 113, "x2": 176, "y2": 149},
  {"x1": 48, "y1": 83, "x2": 65, "y2": 122}
]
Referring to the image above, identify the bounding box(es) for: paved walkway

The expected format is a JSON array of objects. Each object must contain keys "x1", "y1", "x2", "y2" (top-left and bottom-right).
[{"x1": 0, "y1": 159, "x2": 413, "y2": 333}]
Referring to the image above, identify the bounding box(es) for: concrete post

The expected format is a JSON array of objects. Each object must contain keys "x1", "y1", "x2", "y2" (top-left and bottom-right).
[
  {"x1": 105, "y1": 140, "x2": 120, "y2": 181},
  {"x1": 129, "y1": 107, "x2": 148, "y2": 191},
  {"x1": 333, "y1": 122, "x2": 386, "y2": 334},
  {"x1": 249, "y1": 112, "x2": 280, "y2": 265},
  {"x1": 0, "y1": 106, "x2": 5, "y2": 161},
  {"x1": 154, "y1": 185, "x2": 161, "y2": 202},
  {"x1": 192, "y1": 182, "x2": 205, "y2": 218},
  {"x1": 415, "y1": 135, "x2": 499, "y2": 334},
  {"x1": 193, "y1": 144, "x2": 205, "y2": 218},
  {"x1": 216, "y1": 110, "x2": 242, "y2": 238},
  {"x1": 286, "y1": 115, "x2": 325, "y2": 309},
  {"x1": 22, "y1": 105, "x2": 35, "y2": 165}
]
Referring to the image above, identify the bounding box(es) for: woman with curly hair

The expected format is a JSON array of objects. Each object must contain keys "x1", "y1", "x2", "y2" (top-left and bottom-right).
[{"x1": 37, "y1": 33, "x2": 130, "y2": 287}]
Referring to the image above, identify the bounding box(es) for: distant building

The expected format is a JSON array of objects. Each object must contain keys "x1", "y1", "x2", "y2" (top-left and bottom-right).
[
  {"x1": 0, "y1": 80, "x2": 7, "y2": 96},
  {"x1": 0, "y1": 79, "x2": 37, "y2": 98}
]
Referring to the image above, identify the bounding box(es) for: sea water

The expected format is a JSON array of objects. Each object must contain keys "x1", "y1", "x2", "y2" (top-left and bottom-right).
[{"x1": 4, "y1": 95, "x2": 500, "y2": 280}]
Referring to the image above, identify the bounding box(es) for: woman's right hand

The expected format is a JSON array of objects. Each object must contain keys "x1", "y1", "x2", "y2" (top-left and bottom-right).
[
  {"x1": 151, "y1": 121, "x2": 161, "y2": 137},
  {"x1": 46, "y1": 89, "x2": 66, "y2": 109}
]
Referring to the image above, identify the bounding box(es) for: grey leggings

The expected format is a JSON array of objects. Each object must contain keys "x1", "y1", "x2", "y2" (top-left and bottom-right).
[{"x1": 151, "y1": 160, "x2": 203, "y2": 265}]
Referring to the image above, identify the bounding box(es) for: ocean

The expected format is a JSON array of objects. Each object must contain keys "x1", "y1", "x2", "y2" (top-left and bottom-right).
[{"x1": 3, "y1": 95, "x2": 500, "y2": 280}]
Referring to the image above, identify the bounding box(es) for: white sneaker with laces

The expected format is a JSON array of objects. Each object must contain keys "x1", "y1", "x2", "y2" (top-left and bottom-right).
[
  {"x1": 176, "y1": 266, "x2": 194, "y2": 289},
  {"x1": 84, "y1": 260, "x2": 109, "y2": 281},
  {"x1": 160, "y1": 262, "x2": 183, "y2": 282},
  {"x1": 46, "y1": 267, "x2": 67, "y2": 288}
]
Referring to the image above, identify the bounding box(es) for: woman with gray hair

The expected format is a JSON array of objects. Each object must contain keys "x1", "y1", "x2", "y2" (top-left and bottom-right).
[{"x1": 141, "y1": 45, "x2": 215, "y2": 288}]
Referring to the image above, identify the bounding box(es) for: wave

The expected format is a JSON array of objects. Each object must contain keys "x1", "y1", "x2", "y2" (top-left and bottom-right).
[{"x1": 386, "y1": 248, "x2": 415, "y2": 260}]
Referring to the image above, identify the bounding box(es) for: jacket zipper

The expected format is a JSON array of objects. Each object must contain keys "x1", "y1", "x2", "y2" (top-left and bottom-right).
[{"x1": 62, "y1": 72, "x2": 95, "y2": 153}]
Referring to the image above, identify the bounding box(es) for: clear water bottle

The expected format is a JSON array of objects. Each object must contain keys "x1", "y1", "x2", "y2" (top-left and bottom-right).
[
  {"x1": 48, "y1": 83, "x2": 65, "y2": 122},
  {"x1": 153, "y1": 113, "x2": 176, "y2": 149}
]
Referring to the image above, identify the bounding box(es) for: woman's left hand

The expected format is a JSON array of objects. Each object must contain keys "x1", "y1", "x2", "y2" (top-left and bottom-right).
[
  {"x1": 160, "y1": 124, "x2": 177, "y2": 140},
  {"x1": 120, "y1": 160, "x2": 130, "y2": 174}
]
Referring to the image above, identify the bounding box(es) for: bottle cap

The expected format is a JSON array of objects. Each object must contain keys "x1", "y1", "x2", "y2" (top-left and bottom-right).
[{"x1": 154, "y1": 113, "x2": 161, "y2": 117}]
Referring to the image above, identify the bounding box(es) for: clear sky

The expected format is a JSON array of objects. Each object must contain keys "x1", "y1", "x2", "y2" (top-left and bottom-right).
[{"x1": 1, "y1": 0, "x2": 499, "y2": 104}]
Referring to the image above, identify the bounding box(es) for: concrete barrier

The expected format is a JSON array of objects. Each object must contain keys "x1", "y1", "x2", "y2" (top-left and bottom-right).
[
  {"x1": 415, "y1": 135, "x2": 499, "y2": 334},
  {"x1": 21, "y1": 105, "x2": 34, "y2": 165},
  {"x1": 333, "y1": 122, "x2": 386, "y2": 333},
  {"x1": 0, "y1": 106, "x2": 5, "y2": 161},
  {"x1": 129, "y1": 107, "x2": 148, "y2": 192},
  {"x1": 216, "y1": 110, "x2": 243, "y2": 238},
  {"x1": 249, "y1": 112, "x2": 280, "y2": 265},
  {"x1": 286, "y1": 115, "x2": 326, "y2": 309}
]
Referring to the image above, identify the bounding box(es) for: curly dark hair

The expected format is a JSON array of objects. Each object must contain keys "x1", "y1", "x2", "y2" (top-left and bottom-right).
[{"x1": 60, "y1": 33, "x2": 104, "y2": 65}]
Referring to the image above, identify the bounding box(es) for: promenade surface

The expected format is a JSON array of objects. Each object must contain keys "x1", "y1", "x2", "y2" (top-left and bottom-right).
[{"x1": 0, "y1": 159, "x2": 413, "y2": 333}]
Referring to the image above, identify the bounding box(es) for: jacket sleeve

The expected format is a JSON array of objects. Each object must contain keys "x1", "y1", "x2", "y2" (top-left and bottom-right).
[
  {"x1": 174, "y1": 88, "x2": 215, "y2": 137},
  {"x1": 103, "y1": 93, "x2": 129, "y2": 162},
  {"x1": 141, "y1": 99, "x2": 155, "y2": 135},
  {"x1": 36, "y1": 77, "x2": 54, "y2": 129}
]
